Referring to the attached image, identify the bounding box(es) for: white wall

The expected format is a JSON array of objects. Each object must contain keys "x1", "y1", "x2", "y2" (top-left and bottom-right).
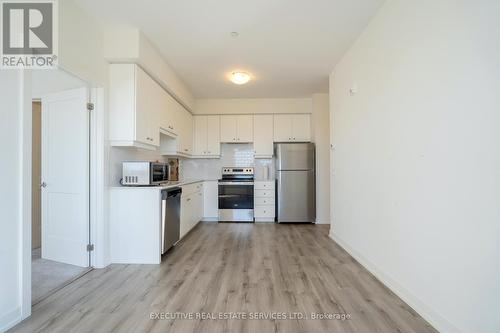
[
  {"x1": 194, "y1": 98, "x2": 312, "y2": 115},
  {"x1": 0, "y1": 71, "x2": 31, "y2": 332},
  {"x1": 311, "y1": 94, "x2": 330, "y2": 224},
  {"x1": 32, "y1": 69, "x2": 86, "y2": 99},
  {"x1": 1, "y1": 1, "x2": 111, "y2": 329},
  {"x1": 330, "y1": 1, "x2": 500, "y2": 333},
  {"x1": 58, "y1": 0, "x2": 108, "y2": 86}
]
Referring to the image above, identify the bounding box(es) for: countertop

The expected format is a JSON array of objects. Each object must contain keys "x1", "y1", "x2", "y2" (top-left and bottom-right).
[{"x1": 110, "y1": 179, "x2": 205, "y2": 191}]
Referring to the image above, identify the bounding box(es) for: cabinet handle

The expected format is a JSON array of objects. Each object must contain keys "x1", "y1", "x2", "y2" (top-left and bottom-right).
[
  {"x1": 184, "y1": 149, "x2": 188, "y2": 152},
  {"x1": 187, "y1": 198, "x2": 191, "y2": 201}
]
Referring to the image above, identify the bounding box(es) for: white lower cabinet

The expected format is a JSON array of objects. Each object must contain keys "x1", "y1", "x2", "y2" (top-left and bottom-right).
[
  {"x1": 180, "y1": 182, "x2": 204, "y2": 238},
  {"x1": 203, "y1": 180, "x2": 219, "y2": 220},
  {"x1": 254, "y1": 181, "x2": 276, "y2": 222}
]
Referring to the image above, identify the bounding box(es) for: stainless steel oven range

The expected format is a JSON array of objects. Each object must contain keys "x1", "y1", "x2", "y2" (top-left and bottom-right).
[{"x1": 218, "y1": 167, "x2": 254, "y2": 222}]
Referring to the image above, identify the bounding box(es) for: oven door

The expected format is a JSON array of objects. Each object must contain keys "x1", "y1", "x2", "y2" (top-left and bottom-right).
[
  {"x1": 218, "y1": 182, "x2": 254, "y2": 221},
  {"x1": 151, "y1": 163, "x2": 169, "y2": 185}
]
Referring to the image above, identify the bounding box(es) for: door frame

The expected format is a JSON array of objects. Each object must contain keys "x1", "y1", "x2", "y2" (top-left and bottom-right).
[{"x1": 19, "y1": 69, "x2": 106, "y2": 321}]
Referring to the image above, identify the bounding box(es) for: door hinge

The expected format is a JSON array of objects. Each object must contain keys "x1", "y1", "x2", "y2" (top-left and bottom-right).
[
  {"x1": 86, "y1": 102, "x2": 94, "y2": 111},
  {"x1": 87, "y1": 244, "x2": 94, "y2": 252}
]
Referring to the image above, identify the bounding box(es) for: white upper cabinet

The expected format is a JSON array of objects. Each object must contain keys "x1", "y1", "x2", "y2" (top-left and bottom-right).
[
  {"x1": 178, "y1": 108, "x2": 193, "y2": 155},
  {"x1": 220, "y1": 115, "x2": 253, "y2": 143},
  {"x1": 206, "y1": 116, "x2": 221, "y2": 156},
  {"x1": 237, "y1": 115, "x2": 254, "y2": 142},
  {"x1": 161, "y1": 93, "x2": 179, "y2": 136},
  {"x1": 193, "y1": 115, "x2": 220, "y2": 157},
  {"x1": 291, "y1": 114, "x2": 311, "y2": 142},
  {"x1": 253, "y1": 115, "x2": 274, "y2": 158},
  {"x1": 193, "y1": 116, "x2": 207, "y2": 155},
  {"x1": 273, "y1": 114, "x2": 292, "y2": 142},
  {"x1": 109, "y1": 64, "x2": 162, "y2": 149},
  {"x1": 273, "y1": 114, "x2": 311, "y2": 142},
  {"x1": 220, "y1": 115, "x2": 237, "y2": 143}
]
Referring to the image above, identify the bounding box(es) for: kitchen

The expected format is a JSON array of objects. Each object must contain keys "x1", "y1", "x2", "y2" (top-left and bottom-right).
[
  {"x1": 107, "y1": 63, "x2": 324, "y2": 264},
  {"x1": 3, "y1": 1, "x2": 498, "y2": 332}
]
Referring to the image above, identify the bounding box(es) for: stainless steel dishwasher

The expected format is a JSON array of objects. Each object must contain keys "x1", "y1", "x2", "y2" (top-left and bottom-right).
[{"x1": 161, "y1": 187, "x2": 181, "y2": 254}]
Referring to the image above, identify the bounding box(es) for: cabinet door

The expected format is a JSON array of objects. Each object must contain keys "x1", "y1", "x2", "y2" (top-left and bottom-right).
[
  {"x1": 135, "y1": 66, "x2": 157, "y2": 146},
  {"x1": 164, "y1": 93, "x2": 179, "y2": 135},
  {"x1": 181, "y1": 110, "x2": 193, "y2": 155},
  {"x1": 292, "y1": 114, "x2": 311, "y2": 142},
  {"x1": 148, "y1": 76, "x2": 165, "y2": 146},
  {"x1": 206, "y1": 115, "x2": 220, "y2": 156},
  {"x1": 236, "y1": 115, "x2": 253, "y2": 142},
  {"x1": 197, "y1": 190, "x2": 204, "y2": 222},
  {"x1": 158, "y1": 87, "x2": 170, "y2": 133},
  {"x1": 220, "y1": 115, "x2": 237, "y2": 143},
  {"x1": 273, "y1": 114, "x2": 292, "y2": 142},
  {"x1": 253, "y1": 115, "x2": 274, "y2": 157},
  {"x1": 203, "y1": 181, "x2": 218, "y2": 219},
  {"x1": 193, "y1": 116, "x2": 207, "y2": 155},
  {"x1": 180, "y1": 195, "x2": 190, "y2": 238}
]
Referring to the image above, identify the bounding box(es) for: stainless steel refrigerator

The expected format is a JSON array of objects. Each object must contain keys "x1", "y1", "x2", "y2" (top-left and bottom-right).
[{"x1": 275, "y1": 143, "x2": 316, "y2": 223}]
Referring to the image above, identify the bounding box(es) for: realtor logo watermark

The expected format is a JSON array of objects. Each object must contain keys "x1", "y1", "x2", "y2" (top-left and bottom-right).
[{"x1": 1, "y1": 0, "x2": 58, "y2": 68}]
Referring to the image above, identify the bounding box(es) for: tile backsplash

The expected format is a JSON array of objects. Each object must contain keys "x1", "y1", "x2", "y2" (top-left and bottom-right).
[
  {"x1": 110, "y1": 143, "x2": 275, "y2": 186},
  {"x1": 182, "y1": 143, "x2": 275, "y2": 180}
]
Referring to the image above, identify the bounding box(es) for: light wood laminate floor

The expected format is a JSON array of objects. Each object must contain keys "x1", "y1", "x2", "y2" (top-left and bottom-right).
[{"x1": 10, "y1": 223, "x2": 436, "y2": 333}]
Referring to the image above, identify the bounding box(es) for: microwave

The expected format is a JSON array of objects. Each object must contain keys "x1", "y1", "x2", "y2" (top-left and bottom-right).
[{"x1": 122, "y1": 162, "x2": 169, "y2": 186}]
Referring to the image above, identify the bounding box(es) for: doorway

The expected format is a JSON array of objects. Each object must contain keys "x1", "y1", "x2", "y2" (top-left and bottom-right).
[{"x1": 31, "y1": 69, "x2": 92, "y2": 305}]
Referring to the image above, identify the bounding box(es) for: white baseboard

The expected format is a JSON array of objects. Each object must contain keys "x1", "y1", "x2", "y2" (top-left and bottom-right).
[
  {"x1": 202, "y1": 217, "x2": 218, "y2": 222},
  {"x1": 329, "y1": 231, "x2": 461, "y2": 333},
  {"x1": 315, "y1": 220, "x2": 330, "y2": 225},
  {"x1": 0, "y1": 307, "x2": 21, "y2": 333}
]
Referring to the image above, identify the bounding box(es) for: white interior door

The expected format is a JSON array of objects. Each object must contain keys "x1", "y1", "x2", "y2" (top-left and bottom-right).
[{"x1": 41, "y1": 88, "x2": 89, "y2": 267}]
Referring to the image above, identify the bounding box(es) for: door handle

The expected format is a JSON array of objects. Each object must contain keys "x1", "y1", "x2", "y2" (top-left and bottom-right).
[{"x1": 40, "y1": 182, "x2": 47, "y2": 188}]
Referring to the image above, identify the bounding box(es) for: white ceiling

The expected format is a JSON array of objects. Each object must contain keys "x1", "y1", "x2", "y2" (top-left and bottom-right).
[{"x1": 75, "y1": 0, "x2": 385, "y2": 98}]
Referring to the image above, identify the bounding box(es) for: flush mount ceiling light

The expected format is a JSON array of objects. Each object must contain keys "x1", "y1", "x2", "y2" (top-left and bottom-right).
[{"x1": 230, "y1": 71, "x2": 251, "y2": 85}]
